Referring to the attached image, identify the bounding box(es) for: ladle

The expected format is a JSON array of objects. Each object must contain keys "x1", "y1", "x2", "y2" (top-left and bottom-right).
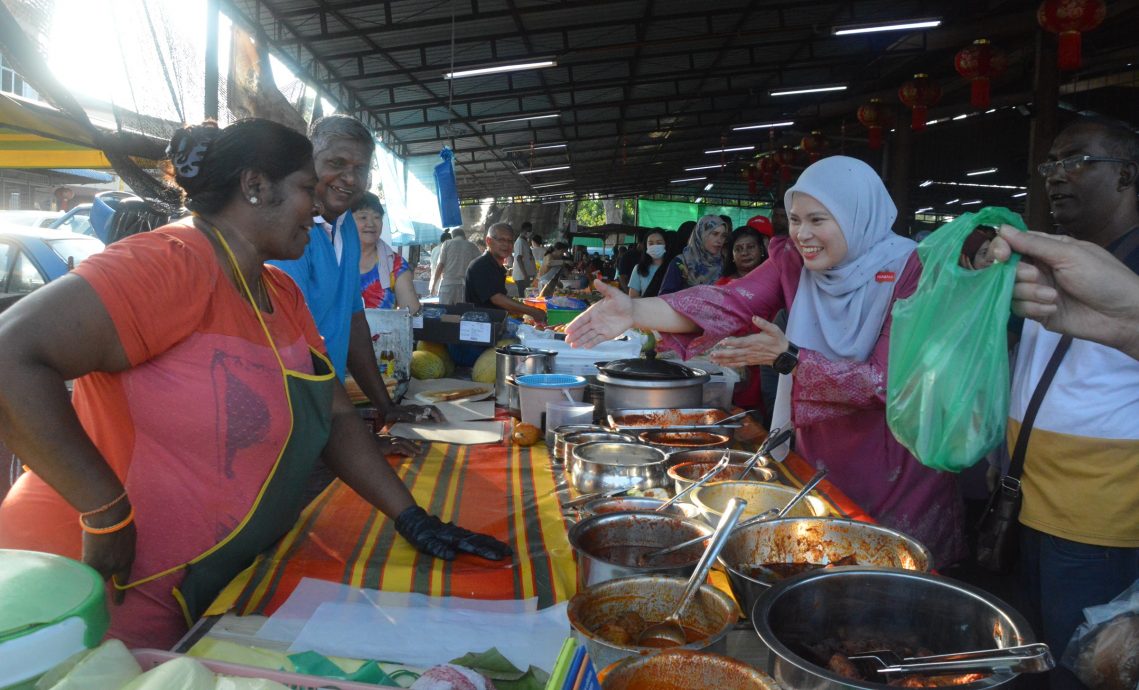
[{"x1": 635, "y1": 496, "x2": 747, "y2": 648}]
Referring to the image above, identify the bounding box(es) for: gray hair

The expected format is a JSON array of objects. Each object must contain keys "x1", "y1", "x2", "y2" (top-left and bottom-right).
[
  {"x1": 310, "y1": 114, "x2": 375, "y2": 157},
  {"x1": 451, "y1": 228, "x2": 467, "y2": 239},
  {"x1": 487, "y1": 221, "x2": 514, "y2": 239}
]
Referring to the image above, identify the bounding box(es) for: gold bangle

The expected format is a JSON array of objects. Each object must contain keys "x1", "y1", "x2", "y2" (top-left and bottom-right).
[
  {"x1": 80, "y1": 506, "x2": 134, "y2": 535},
  {"x1": 79, "y1": 491, "x2": 129, "y2": 519}
]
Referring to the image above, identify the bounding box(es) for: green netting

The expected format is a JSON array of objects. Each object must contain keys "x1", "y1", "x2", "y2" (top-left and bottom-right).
[
  {"x1": 572, "y1": 236, "x2": 603, "y2": 247},
  {"x1": 636, "y1": 199, "x2": 767, "y2": 231}
]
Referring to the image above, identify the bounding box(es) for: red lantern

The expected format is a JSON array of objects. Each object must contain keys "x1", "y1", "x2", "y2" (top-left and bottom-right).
[
  {"x1": 1037, "y1": 0, "x2": 1106, "y2": 71},
  {"x1": 774, "y1": 146, "x2": 798, "y2": 182},
  {"x1": 745, "y1": 164, "x2": 759, "y2": 194},
  {"x1": 857, "y1": 98, "x2": 891, "y2": 150},
  {"x1": 800, "y1": 131, "x2": 829, "y2": 163},
  {"x1": 955, "y1": 39, "x2": 1007, "y2": 110},
  {"x1": 757, "y1": 156, "x2": 778, "y2": 187},
  {"x1": 898, "y1": 73, "x2": 942, "y2": 131}
]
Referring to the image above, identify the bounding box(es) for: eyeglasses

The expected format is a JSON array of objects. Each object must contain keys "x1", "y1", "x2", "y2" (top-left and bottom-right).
[
  {"x1": 1036, "y1": 155, "x2": 1132, "y2": 177},
  {"x1": 488, "y1": 235, "x2": 514, "y2": 243}
]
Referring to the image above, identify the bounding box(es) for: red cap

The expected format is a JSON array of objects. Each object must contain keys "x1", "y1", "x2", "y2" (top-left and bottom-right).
[{"x1": 747, "y1": 214, "x2": 774, "y2": 237}]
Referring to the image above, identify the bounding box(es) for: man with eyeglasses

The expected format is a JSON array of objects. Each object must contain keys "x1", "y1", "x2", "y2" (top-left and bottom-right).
[
  {"x1": 1009, "y1": 116, "x2": 1139, "y2": 690},
  {"x1": 465, "y1": 222, "x2": 547, "y2": 323}
]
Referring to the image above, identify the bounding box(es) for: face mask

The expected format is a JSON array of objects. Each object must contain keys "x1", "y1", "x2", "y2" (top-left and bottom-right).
[{"x1": 646, "y1": 245, "x2": 666, "y2": 259}]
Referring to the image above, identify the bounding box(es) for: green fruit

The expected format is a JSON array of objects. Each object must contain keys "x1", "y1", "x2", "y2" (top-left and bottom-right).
[
  {"x1": 418, "y1": 340, "x2": 455, "y2": 376},
  {"x1": 640, "y1": 330, "x2": 657, "y2": 353},
  {"x1": 472, "y1": 347, "x2": 497, "y2": 383},
  {"x1": 410, "y1": 351, "x2": 446, "y2": 380}
]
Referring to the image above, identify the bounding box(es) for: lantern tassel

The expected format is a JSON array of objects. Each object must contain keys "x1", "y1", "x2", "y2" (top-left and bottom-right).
[
  {"x1": 868, "y1": 126, "x2": 883, "y2": 150},
  {"x1": 970, "y1": 77, "x2": 990, "y2": 110},
  {"x1": 911, "y1": 105, "x2": 928, "y2": 131},
  {"x1": 1058, "y1": 30, "x2": 1082, "y2": 71}
]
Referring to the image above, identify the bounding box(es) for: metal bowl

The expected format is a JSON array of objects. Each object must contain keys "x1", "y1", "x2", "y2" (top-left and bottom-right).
[
  {"x1": 567, "y1": 511, "x2": 714, "y2": 588},
  {"x1": 718, "y1": 517, "x2": 933, "y2": 615},
  {"x1": 752, "y1": 567, "x2": 1037, "y2": 690},
  {"x1": 581, "y1": 495, "x2": 702, "y2": 521},
  {"x1": 568, "y1": 575, "x2": 739, "y2": 672},
  {"x1": 598, "y1": 650, "x2": 780, "y2": 689},
  {"x1": 637, "y1": 429, "x2": 732, "y2": 454},
  {"x1": 667, "y1": 460, "x2": 776, "y2": 496},
  {"x1": 563, "y1": 432, "x2": 638, "y2": 474},
  {"x1": 552, "y1": 424, "x2": 608, "y2": 463},
  {"x1": 569, "y1": 441, "x2": 669, "y2": 494},
  {"x1": 692, "y1": 480, "x2": 829, "y2": 523}
]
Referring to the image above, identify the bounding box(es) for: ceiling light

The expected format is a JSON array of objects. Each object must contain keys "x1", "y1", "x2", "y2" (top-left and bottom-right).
[
  {"x1": 952, "y1": 114, "x2": 968, "y2": 121},
  {"x1": 705, "y1": 145, "x2": 755, "y2": 154},
  {"x1": 732, "y1": 120, "x2": 795, "y2": 131},
  {"x1": 478, "y1": 111, "x2": 560, "y2": 126},
  {"x1": 518, "y1": 165, "x2": 570, "y2": 175},
  {"x1": 961, "y1": 200, "x2": 983, "y2": 206},
  {"x1": 1012, "y1": 191, "x2": 1027, "y2": 198},
  {"x1": 694, "y1": 197, "x2": 704, "y2": 203},
  {"x1": 915, "y1": 207, "x2": 933, "y2": 213},
  {"x1": 445, "y1": 59, "x2": 556, "y2": 80},
  {"x1": 985, "y1": 108, "x2": 997, "y2": 114},
  {"x1": 529, "y1": 180, "x2": 573, "y2": 188},
  {"x1": 703, "y1": 183, "x2": 714, "y2": 191},
  {"x1": 832, "y1": 18, "x2": 941, "y2": 36},
  {"x1": 769, "y1": 85, "x2": 847, "y2": 97},
  {"x1": 926, "y1": 119, "x2": 941, "y2": 125},
  {"x1": 945, "y1": 198, "x2": 960, "y2": 205},
  {"x1": 966, "y1": 168, "x2": 998, "y2": 176},
  {"x1": 502, "y1": 142, "x2": 568, "y2": 153},
  {"x1": 684, "y1": 164, "x2": 724, "y2": 172},
  {"x1": 671, "y1": 176, "x2": 707, "y2": 184},
  {"x1": 541, "y1": 199, "x2": 573, "y2": 205},
  {"x1": 919, "y1": 180, "x2": 933, "y2": 187}
]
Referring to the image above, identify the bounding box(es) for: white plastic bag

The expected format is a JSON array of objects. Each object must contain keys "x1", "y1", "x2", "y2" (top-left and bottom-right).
[{"x1": 1062, "y1": 578, "x2": 1139, "y2": 690}]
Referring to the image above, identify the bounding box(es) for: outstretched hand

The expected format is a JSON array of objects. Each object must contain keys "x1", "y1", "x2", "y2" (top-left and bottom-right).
[
  {"x1": 394, "y1": 506, "x2": 513, "y2": 561},
  {"x1": 709, "y1": 315, "x2": 790, "y2": 368},
  {"x1": 564, "y1": 279, "x2": 635, "y2": 349}
]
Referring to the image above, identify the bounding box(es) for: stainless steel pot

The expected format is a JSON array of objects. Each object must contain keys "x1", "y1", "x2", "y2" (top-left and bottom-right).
[
  {"x1": 567, "y1": 512, "x2": 715, "y2": 588},
  {"x1": 506, "y1": 376, "x2": 521, "y2": 418},
  {"x1": 552, "y1": 424, "x2": 608, "y2": 463},
  {"x1": 562, "y1": 431, "x2": 636, "y2": 473},
  {"x1": 752, "y1": 568, "x2": 1037, "y2": 690},
  {"x1": 495, "y1": 345, "x2": 557, "y2": 406},
  {"x1": 599, "y1": 651, "x2": 779, "y2": 690},
  {"x1": 596, "y1": 359, "x2": 710, "y2": 412},
  {"x1": 581, "y1": 495, "x2": 702, "y2": 520},
  {"x1": 569, "y1": 441, "x2": 669, "y2": 494}
]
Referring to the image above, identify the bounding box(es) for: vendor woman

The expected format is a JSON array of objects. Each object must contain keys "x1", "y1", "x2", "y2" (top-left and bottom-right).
[
  {"x1": 0, "y1": 118, "x2": 511, "y2": 649},
  {"x1": 566, "y1": 156, "x2": 965, "y2": 566}
]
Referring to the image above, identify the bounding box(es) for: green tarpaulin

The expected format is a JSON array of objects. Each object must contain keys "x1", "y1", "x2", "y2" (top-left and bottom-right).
[
  {"x1": 571, "y1": 236, "x2": 603, "y2": 247},
  {"x1": 636, "y1": 199, "x2": 768, "y2": 231}
]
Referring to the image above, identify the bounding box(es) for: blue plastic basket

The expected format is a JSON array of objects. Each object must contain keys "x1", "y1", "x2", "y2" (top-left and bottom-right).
[{"x1": 515, "y1": 374, "x2": 587, "y2": 388}]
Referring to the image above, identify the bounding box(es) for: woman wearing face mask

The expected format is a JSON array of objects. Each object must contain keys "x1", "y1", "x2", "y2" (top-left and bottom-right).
[
  {"x1": 566, "y1": 156, "x2": 965, "y2": 567},
  {"x1": 657, "y1": 215, "x2": 728, "y2": 295},
  {"x1": 355, "y1": 192, "x2": 419, "y2": 313},
  {"x1": 628, "y1": 230, "x2": 668, "y2": 298}
]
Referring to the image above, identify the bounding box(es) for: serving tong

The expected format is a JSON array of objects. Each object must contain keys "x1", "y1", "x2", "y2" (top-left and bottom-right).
[{"x1": 848, "y1": 642, "x2": 1054, "y2": 678}]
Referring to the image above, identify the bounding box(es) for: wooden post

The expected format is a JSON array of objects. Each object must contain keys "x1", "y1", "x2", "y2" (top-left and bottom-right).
[
  {"x1": 887, "y1": 103, "x2": 914, "y2": 235},
  {"x1": 205, "y1": 0, "x2": 219, "y2": 120},
  {"x1": 1027, "y1": 29, "x2": 1059, "y2": 232}
]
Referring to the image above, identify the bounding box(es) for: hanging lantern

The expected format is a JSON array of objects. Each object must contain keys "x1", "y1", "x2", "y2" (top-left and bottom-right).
[
  {"x1": 774, "y1": 146, "x2": 798, "y2": 182},
  {"x1": 954, "y1": 39, "x2": 1007, "y2": 110},
  {"x1": 857, "y1": 98, "x2": 890, "y2": 150},
  {"x1": 1037, "y1": 0, "x2": 1106, "y2": 71},
  {"x1": 898, "y1": 73, "x2": 942, "y2": 131},
  {"x1": 745, "y1": 164, "x2": 759, "y2": 194},
  {"x1": 758, "y1": 156, "x2": 779, "y2": 187},
  {"x1": 800, "y1": 131, "x2": 829, "y2": 163}
]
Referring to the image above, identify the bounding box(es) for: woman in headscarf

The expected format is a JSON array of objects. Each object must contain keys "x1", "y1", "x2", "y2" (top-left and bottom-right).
[
  {"x1": 657, "y1": 214, "x2": 728, "y2": 295},
  {"x1": 356, "y1": 192, "x2": 420, "y2": 312},
  {"x1": 566, "y1": 156, "x2": 965, "y2": 567}
]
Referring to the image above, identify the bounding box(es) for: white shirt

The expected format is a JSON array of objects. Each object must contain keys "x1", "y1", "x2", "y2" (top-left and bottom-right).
[{"x1": 313, "y1": 214, "x2": 346, "y2": 264}]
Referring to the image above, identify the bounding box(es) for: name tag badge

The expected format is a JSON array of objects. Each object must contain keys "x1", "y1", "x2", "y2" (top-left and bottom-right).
[{"x1": 875, "y1": 271, "x2": 896, "y2": 283}]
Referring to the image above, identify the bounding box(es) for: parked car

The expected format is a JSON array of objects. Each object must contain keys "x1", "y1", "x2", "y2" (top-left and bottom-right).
[
  {"x1": 0, "y1": 225, "x2": 105, "y2": 314},
  {"x1": 49, "y1": 203, "x2": 94, "y2": 237},
  {"x1": 0, "y1": 210, "x2": 62, "y2": 228}
]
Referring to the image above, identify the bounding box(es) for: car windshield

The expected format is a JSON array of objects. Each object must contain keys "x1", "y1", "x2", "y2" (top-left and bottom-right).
[
  {"x1": 44, "y1": 237, "x2": 104, "y2": 267},
  {"x1": 54, "y1": 212, "x2": 94, "y2": 237}
]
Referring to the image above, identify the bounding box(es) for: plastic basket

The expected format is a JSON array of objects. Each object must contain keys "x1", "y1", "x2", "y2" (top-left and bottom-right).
[
  {"x1": 131, "y1": 649, "x2": 380, "y2": 689},
  {"x1": 546, "y1": 308, "x2": 584, "y2": 326}
]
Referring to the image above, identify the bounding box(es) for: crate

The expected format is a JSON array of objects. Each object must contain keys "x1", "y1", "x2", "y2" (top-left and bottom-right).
[
  {"x1": 546, "y1": 308, "x2": 584, "y2": 326},
  {"x1": 132, "y1": 649, "x2": 380, "y2": 689}
]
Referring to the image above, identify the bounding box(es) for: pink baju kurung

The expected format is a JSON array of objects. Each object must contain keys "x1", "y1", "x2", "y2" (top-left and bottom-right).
[{"x1": 658, "y1": 240, "x2": 965, "y2": 567}]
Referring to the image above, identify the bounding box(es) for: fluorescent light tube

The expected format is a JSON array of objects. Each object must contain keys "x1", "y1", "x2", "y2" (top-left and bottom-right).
[
  {"x1": 961, "y1": 200, "x2": 983, "y2": 206},
  {"x1": 703, "y1": 183, "x2": 714, "y2": 191},
  {"x1": 732, "y1": 120, "x2": 795, "y2": 131},
  {"x1": 966, "y1": 168, "x2": 998, "y2": 176},
  {"x1": 919, "y1": 180, "x2": 933, "y2": 187},
  {"x1": 671, "y1": 176, "x2": 707, "y2": 184},
  {"x1": 1012, "y1": 192, "x2": 1027, "y2": 198},
  {"x1": 945, "y1": 198, "x2": 960, "y2": 205},
  {"x1": 769, "y1": 85, "x2": 847, "y2": 97},
  {"x1": 518, "y1": 165, "x2": 570, "y2": 175},
  {"x1": 705, "y1": 145, "x2": 755, "y2": 154},
  {"x1": 479, "y1": 112, "x2": 560, "y2": 126},
  {"x1": 445, "y1": 59, "x2": 556, "y2": 80},
  {"x1": 832, "y1": 19, "x2": 941, "y2": 36},
  {"x1": 684, "y1": 164, "x2": 724, "y2": 172},
  {"x1": 915, "y1": 207, "x2": 933, "y2": 213},
  {"x1": 502, "y1": 142, "x2": 567, "y2": 153}
]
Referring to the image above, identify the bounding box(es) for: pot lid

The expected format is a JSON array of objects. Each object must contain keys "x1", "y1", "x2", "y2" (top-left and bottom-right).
[{"x1": 598, "y1": 358, "x2": 706, "y2": 381}]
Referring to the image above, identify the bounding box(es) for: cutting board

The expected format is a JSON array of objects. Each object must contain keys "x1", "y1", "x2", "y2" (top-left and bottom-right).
[{"x1": 388, "y1": 421, "x2": 505, "y2": 445}]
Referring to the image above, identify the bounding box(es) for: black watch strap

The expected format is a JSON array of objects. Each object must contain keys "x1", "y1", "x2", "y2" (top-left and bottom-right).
[{"x1": 773, "y1": 342, "x2": 800, "y2": 375}]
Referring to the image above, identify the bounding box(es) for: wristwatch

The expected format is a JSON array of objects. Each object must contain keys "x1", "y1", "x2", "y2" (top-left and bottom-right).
[{"x1": 772, "y1": 342, "x2": 800, "y2": 375}]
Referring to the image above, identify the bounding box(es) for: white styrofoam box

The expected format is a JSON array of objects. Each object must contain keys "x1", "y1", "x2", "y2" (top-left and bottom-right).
[{"x1": 517, "y1": 326, "x2": 642, "y2": 376}]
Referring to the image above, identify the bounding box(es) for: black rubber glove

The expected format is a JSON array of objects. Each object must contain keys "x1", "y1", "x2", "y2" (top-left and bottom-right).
[{"x1": 394, "y1": 506, "x2": 513, "y2": 561}]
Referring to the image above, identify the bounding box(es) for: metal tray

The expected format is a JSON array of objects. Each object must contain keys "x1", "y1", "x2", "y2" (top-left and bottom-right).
[{"x1": 606, "y1": 407, "x2": 739, "y2": 432}]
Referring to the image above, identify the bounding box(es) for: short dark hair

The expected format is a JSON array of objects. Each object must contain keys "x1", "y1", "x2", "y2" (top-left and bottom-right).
[
  {"x1": 352, "y1": 191, "x2": 385, "y2": 216},
  {"x1": 521, "y1": 221, "x2": 533, "y2": 231},
  {"x1": 168, "y1": 118, "x2": 312, "y2": 214},
  {"x1": 1061, "y1": 116, "x2": 1139, "y2": 168},
  {"x1": 310, "y1": 114, "x2": 375, "y2": 157},
  {"x1": 723, "y1": 226, "x2": 767, "y2": 276}
]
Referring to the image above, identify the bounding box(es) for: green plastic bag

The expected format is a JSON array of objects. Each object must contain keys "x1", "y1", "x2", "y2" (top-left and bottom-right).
[{"x1": 887, "y1": 207, "x2": 1026, "y2": 472}]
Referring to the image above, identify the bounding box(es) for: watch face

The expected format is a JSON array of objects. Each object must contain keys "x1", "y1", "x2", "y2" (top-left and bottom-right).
[{"x1": 773, "y1": 350, "x2": 798, "y2": 375}]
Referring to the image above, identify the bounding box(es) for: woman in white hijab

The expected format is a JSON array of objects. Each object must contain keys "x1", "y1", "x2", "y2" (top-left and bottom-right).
[{"x1": 565, "y1": 156, "x2": 965, "y2": 567}]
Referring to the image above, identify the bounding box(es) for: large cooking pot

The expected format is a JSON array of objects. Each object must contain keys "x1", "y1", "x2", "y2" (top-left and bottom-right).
[
  {"x1": 562, "y1": 432, "x2": 637, "y2": 473},
  {"x1": 598, "y1": 650, "x2": 780, "y2": 690},
  {"x1": 596, "y1": 359, "x2": 709, "y2": 412},
  {"x1": 569, "y1": 441, "x2": 669, "y2": 494},
  {"x1": 495, "y1": 345, "x2": 557, "y2": 406},
  {"x1": 568, "y1": 575, "x2": 739, "y2": 672},
  {"x1": 567, "y1": 511, "x2": 714, "y2": 587},
  {"x1": 718, "y1": 517, "x2": 932, "y2": 615},
  {"x1": 752, "y1": 567, "x2": 1038, "y2": 689}
]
